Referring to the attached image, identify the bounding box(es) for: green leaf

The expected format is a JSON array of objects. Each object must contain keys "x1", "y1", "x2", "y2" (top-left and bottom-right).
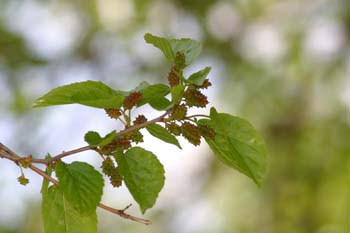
[
  {"x1": 144, "y1": 33, "x2": 202, "y2": 65},
  {"x1": 84, "y1": 131, "x2": 116, "y2": 147},
  {"x1": 56, "y1": 162, "x2": 104, "y2": 213},
  {"x1": 115, "y1": 147, "x2": 165, "y2": 213},
  {"x1": 146, "y1": 123, "x2": 182, "y2": 149},
  {"x1": 84, "y1": 131, "x2": 102, "y2": 146},
  {"x1": 187, "y1": 67, "x2": 211, "y2": 86},
  {"x1": 171, "y1": 84, "x2": 185, "y2": 104},
  {"x1": 42, "y1": 185, "x2": 97, "y2": 233},
  {"x1": 129, "y1": 81, "x2": 150, "y2": 92},
  {"x1": 198, "y1": 107, "x2": 267, "y2": 186},
  {"x1": 139, "y1": 84, "x2": 171, "y2": 110},
  {"x1": 33, "y1": 80, "x2": 126, "y2": 109}
]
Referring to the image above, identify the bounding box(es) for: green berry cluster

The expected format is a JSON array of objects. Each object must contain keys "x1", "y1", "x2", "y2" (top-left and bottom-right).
[
  {"x1": 101, "y1": 157, "x2": 123, "y2": 187},
  {"x1": 183, "y1": 87, "x2": 208, "y2": 108},
  {"x1": 123, "y1": 92, "x2": 142, "y2": 110},
  {"x1": 105, "y1": 109, "x2": 122, "y2": 119},
  {"x1": 133, "y1": 115, "x2": 147, "y2": 125},
  {"x1": 170, "y1": 104, "x2": 187, "y2": 120},
  {"x1": 181, "y1": 122, "x2": 202, "y2": 146}
]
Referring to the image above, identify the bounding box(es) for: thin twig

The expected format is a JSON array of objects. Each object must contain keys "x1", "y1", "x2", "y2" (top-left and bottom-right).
[
  {"x1": 45, "y1": 111, "x2": 169, "y2": 164},
  {"x1": 185, "y1": 114, "x2": 210, "y2": 119},
  {"x1": 48, "y1": 145, "x2": 93, "y2": 164},
  {"x1": 0, "y1": 143, "x2": 151, "y2": 225},
  {"x1": 98, "y1": 203, "x2": 151, "y2": 225}
]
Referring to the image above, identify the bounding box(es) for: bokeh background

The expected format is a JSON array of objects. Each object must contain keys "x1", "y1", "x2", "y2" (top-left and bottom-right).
[{"x1": 0, "y1": 0, "x2": 349, "y2": 232}]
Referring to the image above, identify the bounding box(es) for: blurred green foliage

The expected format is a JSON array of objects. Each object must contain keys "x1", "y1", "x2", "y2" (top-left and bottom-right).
[{"x1": 0, "y1": 0, "x2": 348, "y2": 232}]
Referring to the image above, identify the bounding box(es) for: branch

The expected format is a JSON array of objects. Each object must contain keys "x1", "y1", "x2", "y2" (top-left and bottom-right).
[
  {"x1": 98, "y1": 203, "x2": 151, "y2": 225},
  {"x1": 46, "y1": 111, "x2": 169, "y2": 163},
  {"x1": 0, "y1": 143, "x2": 151, "y2": 225}
]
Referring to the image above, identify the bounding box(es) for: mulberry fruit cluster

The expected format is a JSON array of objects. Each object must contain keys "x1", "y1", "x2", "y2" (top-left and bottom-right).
[
  {"x1": 168, "y1": 65, "x2": 181, "y2": 87},
  {"x1": 183, "y1": 87, "x2": 209, "y2": 108},
  {"x1": 181, "y1": 122, "x2": 202, "y2": 146},
  {"x1": 100, "y1": 138, "x2": 131, "y2": 155},
  {"x1": 198, "y1": 124, "x2": 215, "y2": 139},
  {"x1": 105, "y1": 109, "x2": 122, "y2": 119},
  {"x1": 171, "y1": 104, "x2": 187, "y2": 120},
  {"x1": 130, "y1": 130, "x2": 144, "y2": 144},
  {"x1": 17, "y1": 174, "x2": 29, "y2": 186},
  {"x1": 133, "y1": 114, "x2": 147, "y2": 125},
  {"x1": 101, "y1": 157, "x2": 122, "y2": 187},
  {"x1": 123, "y1": 92, "x2": 142, "y2": 110},
  {"x1": 166, "y1": 122, "x2": 182, "y2": 136}
]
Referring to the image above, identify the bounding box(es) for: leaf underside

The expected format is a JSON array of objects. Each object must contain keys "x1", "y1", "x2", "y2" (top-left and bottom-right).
[
  {"x1": 198, "y1": 108, "x2": 267, "y2": 186},
  {"x1": 116, "y1": 147, "x2": 165, "y2": 213},
  {"x1": 144, "y1": 33, "x2": 202, "y2": 66}
]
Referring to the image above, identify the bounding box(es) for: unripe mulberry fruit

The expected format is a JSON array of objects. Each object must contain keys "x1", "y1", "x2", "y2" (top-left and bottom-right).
[
  {"x1": 109, "y1": 167, "x2": 123, "y2": 187},
  {"x1": 166, "y1": 122, "x2": 182, "y2": 136},
  {"x1": 123, "y1": 92, "x2": 142, "y2": 110},
  {"x1": 168, "y1": 65, "x2": 180, "y2": 87},
  {"x1": 198, "y1": 124, "x2": 215, "y2": 139},
  {"x1": 105, "y1": 109, "x2": 122, "y2": 119},
  {"x1": 130, "y1": 130, "x2": 144, "y2": 144},
  {"x1": 133, "y1": 115, "x2": 147, "y2": 125},
  {"x1": 171, "y1": 104, "x2": 187, "y2": 120},
  {"x1": 101, "y1": 157, "x2": 115, "y2": 176},
  {"x1": 184, "y1": 88, "x2": 209, "y2": 108},
  {"x1": 181, "y1": 122, "x2": 201, "y2": 146},
  {"x1": 114, "y1": 138, "x2": 131, "y2": 150},
  {"x1": 17, "y1": 174, "x2": 29, "y2": 186}
]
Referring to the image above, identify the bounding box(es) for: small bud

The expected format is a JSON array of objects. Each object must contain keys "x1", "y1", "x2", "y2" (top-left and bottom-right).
[
  {"x1": 130, "y1": 130, "x2": 144, "y2": 144},
  {"x1": 123, "y1": 92, "x2": 142, "y2": 110},
  {"x1": 105, "y1": 109, "x2": 122, "y2": 119},
  {"x1": 17, "y1": 174, "x2": 29, "y2": 186},
  {"x1": 181, "y1": 122, "x2": 201, "y2": 146},
  {"x1": 170, "y1": 104, "x2": 187, "y2": 120},
  {"x1": 18, "y1": 155, "x2": 32, "y2": 168},
  {"x1": 133, "y1": 115, "x2": 147, "y2": 125},
  {"x1": 184, "y1": 88, "x2": 209, "y2": 108}
]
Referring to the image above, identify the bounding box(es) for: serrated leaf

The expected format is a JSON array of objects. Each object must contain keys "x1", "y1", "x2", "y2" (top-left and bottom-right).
[
  {"x1": 198, "y1": 108, "x2": 267, "y2": 186},
  {"x1": 56, "y1": 162, "x2": 104, "y2": 213},
  {"x1": 144, "y1": 33, "x2": 202, "y2": 65},
  {"x1": 146, "y1": 123, "x2": 182, "y2": 149},
  {"x1": 84, "y1": 131, "x2": 116, "y2": 147},
  {"x1": 139, "y1": 84, "x2": 171, "y2": 110},
  {"x1": 116, "y1": 147, "x2": 165, "y2": 213},
  {"x1": 187, "y1": 67, "x2": 211, "y2": 86},
  {"x1": 33, "y1": 80, "x2": 126, "y2": 109},
  {"x1": 171, "y1": 84, "x2": 185, "y2": 104},
  {"x1": 42, "y1": 185, "x2": 97, "y2": 233}
]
